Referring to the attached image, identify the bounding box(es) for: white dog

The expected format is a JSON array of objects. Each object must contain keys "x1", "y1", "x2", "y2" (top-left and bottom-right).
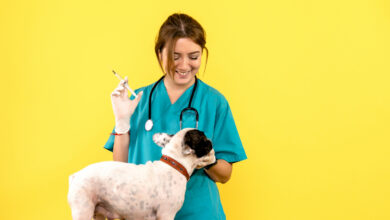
[{"x1": 67, "y1": 128, "x2": 216, "y2": 220}]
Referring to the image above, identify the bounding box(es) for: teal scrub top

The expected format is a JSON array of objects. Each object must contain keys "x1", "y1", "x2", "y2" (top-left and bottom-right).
[{"x1": 104, "y1": 78, "x2": 247, "y2": 220}]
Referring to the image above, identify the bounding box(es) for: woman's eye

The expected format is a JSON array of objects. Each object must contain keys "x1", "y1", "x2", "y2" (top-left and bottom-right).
[{"x1": 173, "y1": 55, "x2": 198, "y2": 60}]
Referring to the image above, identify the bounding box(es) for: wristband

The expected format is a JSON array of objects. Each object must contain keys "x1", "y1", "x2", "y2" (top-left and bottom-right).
[{"x1": 110, "y1": 131, "x2": 130, "y2": 136}]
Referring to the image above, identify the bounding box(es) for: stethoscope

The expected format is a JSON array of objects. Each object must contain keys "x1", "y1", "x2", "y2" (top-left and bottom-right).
[{"x1": 144, "y1": 75, "x2": 199, "y2": 131}]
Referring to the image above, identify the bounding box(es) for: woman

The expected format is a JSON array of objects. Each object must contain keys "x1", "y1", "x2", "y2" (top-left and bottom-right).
[{"x1": 104, "y1": 13, "x2": 247, "y2": 220}]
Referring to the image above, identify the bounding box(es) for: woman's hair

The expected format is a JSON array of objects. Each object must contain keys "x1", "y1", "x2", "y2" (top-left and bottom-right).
[{"x1": 155, "y1": 13, "x2": 208, "y2": 77}]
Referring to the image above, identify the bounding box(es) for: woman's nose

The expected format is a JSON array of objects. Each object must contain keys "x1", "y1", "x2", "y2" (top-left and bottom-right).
[{"x1": 176, "y1": 58, "x2": 191, "y2": 70}]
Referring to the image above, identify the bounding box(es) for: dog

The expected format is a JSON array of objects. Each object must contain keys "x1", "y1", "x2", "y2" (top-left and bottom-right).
[{"x1": 67, "y1": 128, "x2": 216, "y2": 220}]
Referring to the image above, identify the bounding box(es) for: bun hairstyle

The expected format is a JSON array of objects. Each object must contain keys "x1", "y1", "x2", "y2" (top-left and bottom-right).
[
  {"x1": 154, "y1": 13, "x2": 209, "y2": 77},
  {"x1": 184, "y1": 130, "x2": 213, "y2": 158}
]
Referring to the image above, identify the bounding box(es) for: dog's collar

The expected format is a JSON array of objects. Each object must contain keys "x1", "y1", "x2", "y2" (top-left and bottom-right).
[{"x1": 160, "y1": 155, "x2": 190, "y2": 181}]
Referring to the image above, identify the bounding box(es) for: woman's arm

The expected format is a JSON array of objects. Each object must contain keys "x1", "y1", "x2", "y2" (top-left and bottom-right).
[
  {"x1": 113, "y1": 134, "x2": 130, "y2": 162},
  {"x1": 204, "y1": 159, "x2": 232, "y2": 184},
  {"x1": 110, "y1": 74, "x2": 143, "y2": 162}
]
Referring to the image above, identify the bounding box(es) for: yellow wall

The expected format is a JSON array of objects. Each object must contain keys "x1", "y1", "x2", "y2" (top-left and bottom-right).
[{"x1": 1, "y1": 0, "x2": 389, "y2": 219}]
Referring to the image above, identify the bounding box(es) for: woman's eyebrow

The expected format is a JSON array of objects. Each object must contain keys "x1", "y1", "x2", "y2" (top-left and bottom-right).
[{"x1": 174, "y1": 51, "x2": 201, "y2": 55}]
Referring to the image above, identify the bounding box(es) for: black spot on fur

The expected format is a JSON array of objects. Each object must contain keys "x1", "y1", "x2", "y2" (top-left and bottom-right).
[{"x1": 184, "y1": 130, "x2": 213, "y2": 157}]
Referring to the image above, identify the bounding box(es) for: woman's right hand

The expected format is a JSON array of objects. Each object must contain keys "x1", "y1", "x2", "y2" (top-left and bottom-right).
[{"x1": 111, "y1": 76, "x2": 143, "y2": 134}]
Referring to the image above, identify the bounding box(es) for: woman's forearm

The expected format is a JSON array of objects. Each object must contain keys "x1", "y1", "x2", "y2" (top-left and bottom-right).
[
  {"x1": 113, "y1": 133, "x2": 130, "y2": 162},
  {"x1": 204, "y1": 159, "x2": 232, "y2": 184}
]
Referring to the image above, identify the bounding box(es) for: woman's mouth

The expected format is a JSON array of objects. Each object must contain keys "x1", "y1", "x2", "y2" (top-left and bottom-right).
[{"x1": 175, "y1": 70, "x2": 191, "y2": 76}]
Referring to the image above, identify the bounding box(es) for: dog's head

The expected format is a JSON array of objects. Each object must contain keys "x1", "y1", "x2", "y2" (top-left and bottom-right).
[{"x1": 153, "y1": 128, "x2": 216, "y2": 169}]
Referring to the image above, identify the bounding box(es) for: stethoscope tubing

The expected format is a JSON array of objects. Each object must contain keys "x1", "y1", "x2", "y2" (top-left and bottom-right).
[{"x1": 146, "y1": 75, "x2": 199, "y2": 131}]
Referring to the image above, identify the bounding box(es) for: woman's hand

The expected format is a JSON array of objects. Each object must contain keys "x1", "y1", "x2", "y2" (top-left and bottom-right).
[
  {"x1": 204, "y1": 159, "x2": 233, "y2": 184},
  {"x1": 111, "y1": 76, "x2": 143, "y2": 134}
]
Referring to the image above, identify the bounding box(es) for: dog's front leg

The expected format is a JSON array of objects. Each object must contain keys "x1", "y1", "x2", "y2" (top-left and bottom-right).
[{"x1": 153, "y1": 133, "x2": 173, "y2": 147}]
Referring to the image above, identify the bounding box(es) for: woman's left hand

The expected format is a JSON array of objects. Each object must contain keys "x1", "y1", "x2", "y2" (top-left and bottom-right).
[{"x1": 204, "y1": 159, "x2": 233, "y2": 184}]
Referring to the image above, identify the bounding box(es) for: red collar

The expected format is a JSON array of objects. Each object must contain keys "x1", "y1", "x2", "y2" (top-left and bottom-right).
[{"x1": 160, "y1": 155, "x2": 190, "y2": 181}]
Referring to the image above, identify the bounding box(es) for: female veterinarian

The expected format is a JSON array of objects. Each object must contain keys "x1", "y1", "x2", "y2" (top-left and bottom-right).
[{"x1": 104, "y1": 13, "x2": 247, "y2": 220}]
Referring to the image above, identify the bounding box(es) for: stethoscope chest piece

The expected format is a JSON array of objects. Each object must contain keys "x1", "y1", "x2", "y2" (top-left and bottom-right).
[{"x1": 145, "y1": 119, "x2": 154, "y2": 131}]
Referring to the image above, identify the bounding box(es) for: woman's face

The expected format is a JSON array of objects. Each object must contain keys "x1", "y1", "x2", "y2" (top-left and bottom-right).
[{"x1": 159, "y1": 38, "x2": 202, "y2": 87}]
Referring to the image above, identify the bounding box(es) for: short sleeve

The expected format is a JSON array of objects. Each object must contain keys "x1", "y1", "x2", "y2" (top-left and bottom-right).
[
  {"x1": 103, "y1": 127, "x2": 116, "y2": 152},
  {"x1": 102, "y1": 88, "x2": 143, "y2": 152},
  {"x1": 212, "y1": 97, "x2": 247, "y2": 163}
]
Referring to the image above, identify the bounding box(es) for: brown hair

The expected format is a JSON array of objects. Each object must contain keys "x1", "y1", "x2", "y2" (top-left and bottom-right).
[{"x1": 155, "y1": 13, "x2": 209, "y2": 77}]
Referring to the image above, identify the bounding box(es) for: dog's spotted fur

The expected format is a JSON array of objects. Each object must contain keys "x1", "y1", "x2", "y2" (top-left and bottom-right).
[{"x1": 68, "y1": 128, "x2": 216, "y2": 220}]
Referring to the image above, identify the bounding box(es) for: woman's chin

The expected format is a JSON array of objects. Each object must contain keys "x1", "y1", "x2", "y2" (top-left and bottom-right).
[{"x1": 173, "y1": 72, "x2": 195, "y2": 85}]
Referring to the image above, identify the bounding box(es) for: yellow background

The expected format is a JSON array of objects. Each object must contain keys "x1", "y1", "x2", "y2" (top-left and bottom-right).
[{"x1": 1, "y1": 0, "x2": 389, "y2": 219}]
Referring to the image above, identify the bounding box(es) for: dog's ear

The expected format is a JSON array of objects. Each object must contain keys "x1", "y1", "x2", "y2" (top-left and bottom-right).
[
  {"x1": 196, "y1": 149, "x2": 216, "y2": 169},
  {"x1": 153, "y1": 133, "x2": 173, "y2": 148},
  {"x1": 182, "y1": 145, "x2": 195, "y2": 155},
  {"x1": 184, "y1": 130, "x2": 213, "y2": 158}
]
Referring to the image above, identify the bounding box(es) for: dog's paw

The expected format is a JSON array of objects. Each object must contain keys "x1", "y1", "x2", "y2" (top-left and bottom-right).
[{"x1": 153, "y1": 133, "x2": 173, "y2": 148}]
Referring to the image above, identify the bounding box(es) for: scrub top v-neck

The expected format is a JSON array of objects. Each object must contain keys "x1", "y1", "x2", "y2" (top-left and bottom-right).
[{"x1": 104, "y1": 78, "x2": 247, "y2": 220}]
